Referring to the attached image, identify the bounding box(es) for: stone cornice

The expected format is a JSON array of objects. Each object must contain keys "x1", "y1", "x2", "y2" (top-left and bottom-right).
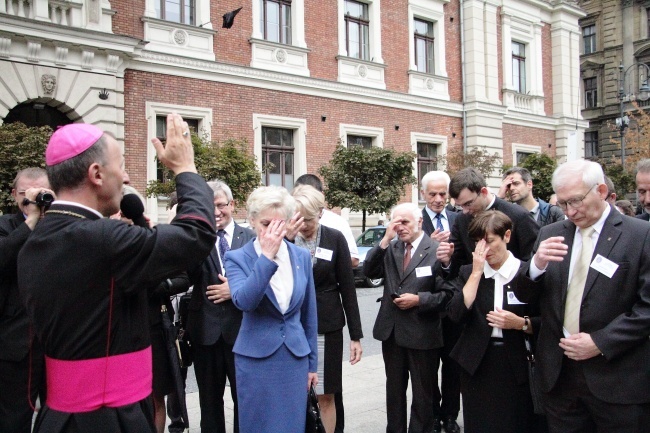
[{"x1": 131, "y1": 52, "x2": 464, "y2": 117}]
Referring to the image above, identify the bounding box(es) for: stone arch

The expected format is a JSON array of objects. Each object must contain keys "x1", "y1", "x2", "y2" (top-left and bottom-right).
[{"x1": 3, "y1": 99, "x2": 78, "y2": 130}]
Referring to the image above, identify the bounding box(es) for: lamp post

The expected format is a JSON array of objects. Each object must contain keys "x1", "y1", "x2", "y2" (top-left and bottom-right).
[{"x1": 617, "y1": 62, "x2": 650, "y2": 169}]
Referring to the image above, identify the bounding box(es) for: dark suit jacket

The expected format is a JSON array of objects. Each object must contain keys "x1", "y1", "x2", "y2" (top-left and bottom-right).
[
  {"x1": 446, "y1": 261, "x2": 536, "y2": 385},
  {"x1": 636, "y1": 212, "x2": 649, "y2": 221},
  {"x1": 0, "y1": 212, "x2": 33, "y2": 361},
  {"x1": 514, "y1": 206, "x2": 650, "y2": 404},
  {"x1": 187, "y1": 223, "x2": 255, "y2": 346},
  {"x1": 365, "y1": 234, "x2": 452, "y2": 350},
  {"x1": 312, "y1": 225, "x2": 363, "y2": 339},
  {"x1": 421, "y1": 207, "x2": 458, "y2": 237},
  {"x1": 448, "y1": 197, "x2": 539, "y2": 279}
]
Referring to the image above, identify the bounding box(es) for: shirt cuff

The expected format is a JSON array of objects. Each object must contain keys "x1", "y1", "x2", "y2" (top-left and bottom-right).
[{"x1": 529, "y1": 259, "x2": 546, "y2": 280}]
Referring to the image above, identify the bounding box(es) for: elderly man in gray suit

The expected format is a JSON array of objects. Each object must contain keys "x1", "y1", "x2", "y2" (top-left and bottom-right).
[{"x1": 364, "y1": 203, "x2": 453, "y2": 433}]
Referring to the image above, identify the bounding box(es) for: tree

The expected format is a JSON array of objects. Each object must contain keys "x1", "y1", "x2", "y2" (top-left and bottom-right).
[
  {"x1": 520, "y1": 153, "x2": 556, "y2": 202},
  {"x1": 0, "y1": 122, "x2": 52, "y2": 214},
  {"x1": 319, "y1": 145, "x2": 416, "y2": 231},
  {"x1": 147, "y1": 135, "x2": 260, "y2": 203},
  {"x1": 438, "y1": 147, "x2": 502, "y2": 179}
]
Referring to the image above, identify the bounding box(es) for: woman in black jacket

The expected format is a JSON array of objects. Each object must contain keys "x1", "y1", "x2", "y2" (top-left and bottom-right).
[
  {"x1": 291, "y1": 185, "x2": 363, "y2": 433},
  {"x1": 446, "y1": 210, "x2": 537, "y2": 433}
]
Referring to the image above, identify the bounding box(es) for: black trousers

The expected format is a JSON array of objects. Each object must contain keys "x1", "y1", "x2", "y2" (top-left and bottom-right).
[
  {"x1": 193, "y1": 337, "x2": 239, "y2": 433},
  {"x1": 434, "y1": 316, "x2": 462, "y2": 420},
  {"x1": 544, "y1": 358, "x2": 650, "y2": 433},
  {"x1": 0, "y1": 353, "x2": 45, "y2": 433},
  {"x1": 382, "y1": 334, "x2": 440, "y2": 433},
  {"x1": 166, "y1": 365, "x2": 188, "y2": 433}
]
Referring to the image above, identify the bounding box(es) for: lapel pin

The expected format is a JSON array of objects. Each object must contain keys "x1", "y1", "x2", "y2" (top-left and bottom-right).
[
  {"x1": 297, "y1": 266, "x2": 300, "y2": 270},
  {"x1": 607, "y1": 237, "x2": 611, "y2": 241}
]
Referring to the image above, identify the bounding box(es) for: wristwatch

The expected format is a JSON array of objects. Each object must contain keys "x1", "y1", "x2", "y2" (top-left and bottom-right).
[{"x1": 522, "y1": 316, "x2": 530, "y2": 331}]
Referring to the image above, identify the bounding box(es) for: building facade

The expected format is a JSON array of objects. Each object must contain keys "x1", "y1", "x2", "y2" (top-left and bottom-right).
[
  {"x1": 579, "y1": 0, "x2": 650, "y2": 161},
  {"x1": 0, "y1": 0, "x2": 585, "y2": 224}
]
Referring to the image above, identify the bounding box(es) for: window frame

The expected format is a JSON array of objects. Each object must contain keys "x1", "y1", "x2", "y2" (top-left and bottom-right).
[
  {"x1": 261, "y1": 126, "x2": 295, "y2": 188},
  {"x1": 411, "y1": 132, "x2": 447, "y2": 204},
  {"x1": 584, "y1": 77, "x2": 598, "y2": 109},
  {"x1": 582, "y1": 24, "x2": 596, "y2": 55},
  {"x1": 512, "y1": 41, "x2": 526, "y2": 94},
  {"x1": 344, "y1": 0, "x2": 370, "y2": 61},
  {"x1": 511, "y1": 143, "x2": 540, "y2": 166},
  {"x1": 414, "y1": 18, "x2": 435, "y2": 74},
  {"x1": 155, "y1": 0, "x2": 196, "y2": 25},
  {"x1": 260, "y1": 0, "x2": 293, "y2": 45},
  {"x1": 340, "y1": 124, "x2": 384, "y2": 148},
  {"x1": 585, "y1": 131, "x2": 599, "y2": 158}
]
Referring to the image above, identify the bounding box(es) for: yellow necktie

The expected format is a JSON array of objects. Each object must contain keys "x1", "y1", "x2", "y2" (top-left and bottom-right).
[{"x1": 564, "y1": 227, "x2": 595, "y2": 335}]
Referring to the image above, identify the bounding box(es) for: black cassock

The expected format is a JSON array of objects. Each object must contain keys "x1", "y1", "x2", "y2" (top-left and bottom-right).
[{"x1": 18, "y1": 173, "x2": 216, "y2": 433}]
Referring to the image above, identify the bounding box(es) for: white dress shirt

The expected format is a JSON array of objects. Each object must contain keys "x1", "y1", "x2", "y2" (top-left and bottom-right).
[
  {"x1": 253, "y1": 239, "x2": 293, "y2": 314},
  {"x1": 424, "y1": 207, "x2": 450, "y2": 232},
  {"x1": 483, "y1": 252, "x2": 521, "y2": 338}
]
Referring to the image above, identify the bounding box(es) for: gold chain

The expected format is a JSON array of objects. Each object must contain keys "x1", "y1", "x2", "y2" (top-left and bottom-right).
[{"x1": 45, "y1": 209, "x2": 86, "y2": 219}]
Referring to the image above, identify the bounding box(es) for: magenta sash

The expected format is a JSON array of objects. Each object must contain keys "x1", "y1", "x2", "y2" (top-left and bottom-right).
[{"x1": 45, "y1": 346, "x2": 152, "y2": 413}]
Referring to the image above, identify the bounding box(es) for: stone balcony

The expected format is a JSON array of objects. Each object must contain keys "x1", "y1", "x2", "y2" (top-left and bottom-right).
[{"x1": 1, "y1": 0, "x2": 114, "y2": 33}]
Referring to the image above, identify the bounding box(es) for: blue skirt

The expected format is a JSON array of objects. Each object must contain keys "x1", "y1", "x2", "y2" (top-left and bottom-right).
[{"x1": 235, "y1": 344, "x2": 308, "y2": 433}]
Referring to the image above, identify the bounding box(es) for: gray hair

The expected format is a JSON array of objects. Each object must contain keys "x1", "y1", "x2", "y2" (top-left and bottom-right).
[
  {"x1": 552, "y1": 159, "x2": 604, "y2": 192},
  {"x1": 421, "y1": 170, "x2": 450, "y2": 190},
  {"x1": 391, "y1": 202, "x2": 421, "y2": 222},
  {"x1": 246, "y1": 185, "x2": 295, "y2": 221},
  {"x1": 206, "y1": 179, "x2": 233, "y2": 201},
  {"x1": 502, "y1": 166, "x2": 532, "y2": 183},
  {"x1": 47, "y1": 133, "x2": 109, "y2": 194},
  {"x1": 13, "y1": 167, "x2": 47, "y2": 189},
  {"x1": 292, "y1": 184, "x2": 325, "y2": 219},
  {"x1": 637, "y1": 159, "x2": 650, "y2": 174}
]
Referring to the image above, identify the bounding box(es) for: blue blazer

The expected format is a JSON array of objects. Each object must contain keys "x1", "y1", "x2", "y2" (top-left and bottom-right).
[{"x1": 224, "y1": 239, "x2": 318, "y2": 372}]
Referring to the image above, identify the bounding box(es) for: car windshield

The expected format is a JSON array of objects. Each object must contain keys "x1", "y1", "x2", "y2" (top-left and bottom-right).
[{"x1": 356, "y1": 227, "x2": 386, "y2": 247}]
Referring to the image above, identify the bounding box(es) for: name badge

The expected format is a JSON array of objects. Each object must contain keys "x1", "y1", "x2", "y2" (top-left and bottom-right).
[
  {"x1": 315, "y1": 247, "x2": 333, "y2": 261},
  {"x1": 506, "y1": 291, "x2": 527, "y2": 305},
  {"x1": 415, "y1": 266, "x2": 432, "y2": 278},
  {"x1": 590, "y1": 254, "x2": 618, "y2": 278}
]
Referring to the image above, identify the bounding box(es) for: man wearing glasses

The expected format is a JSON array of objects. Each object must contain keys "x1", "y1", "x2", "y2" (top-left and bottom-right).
[
  {"x1": 439, "y1": 167, "x2": 539, "y2": 280},
  {"x1": 186, "y1": 179, "x2": 254, "y2": 433},
  {"x1": 0, "y1": 168, "x2": 53, "y2": 433},
  {"x1": 514, "y1": 159, "x2": 650, "y2": 432}
]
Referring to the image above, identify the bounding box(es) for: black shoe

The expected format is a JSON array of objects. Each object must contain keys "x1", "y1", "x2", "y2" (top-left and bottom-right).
[
  {"x1": 433, "y1": 417, "x2": 442, "y2": 433},
  {"x1": 443, "y1": 418, "x2": 461, "y2": 433}
]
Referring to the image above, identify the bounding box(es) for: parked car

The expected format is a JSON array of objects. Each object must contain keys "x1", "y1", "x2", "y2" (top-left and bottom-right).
[{"x1": 353, "y1": 226, "x2": 386, "y2": 288}]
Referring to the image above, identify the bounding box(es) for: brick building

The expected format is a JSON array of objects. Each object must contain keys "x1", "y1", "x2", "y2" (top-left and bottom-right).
[
  {"x1": 0, "y1": 0, "x2": 585, "y2": 224},
  {"x1": 579, "y1": 0, "x2": 650, "y2": 164}
]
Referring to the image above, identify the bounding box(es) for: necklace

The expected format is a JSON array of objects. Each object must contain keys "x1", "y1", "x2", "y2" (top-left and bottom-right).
[{"x1": 45, "y1": 209, "x2": 86, "y2": 219}]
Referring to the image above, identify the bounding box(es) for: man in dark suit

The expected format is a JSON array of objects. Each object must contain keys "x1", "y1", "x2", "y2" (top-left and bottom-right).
[
  {"x1": 635, "y1": 159, "x2": 650, "y2": 221},
  {"x1": 439, "y1": 167, "x2": 539, "y2": 279},
  {"x1": 0, "y1": 168, "x2": 52, "y2": 433},
  {"x1": 419, "y1": 170, "x2": 460, "y2": 433},
  {"x1": 514, "y1": 159, "x2": 650, "y2": 432},
  {"x1": 187, "y1": 179, "x2": 254, "y2": 433},
  {"x1": 365, "y1": 203, "x2": 452, "y2": 433}
]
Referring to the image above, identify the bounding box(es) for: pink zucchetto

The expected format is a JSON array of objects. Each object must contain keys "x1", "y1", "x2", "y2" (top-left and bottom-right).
[{"x1": 46, "y1": 123, "x2": 103, "y2": 166}]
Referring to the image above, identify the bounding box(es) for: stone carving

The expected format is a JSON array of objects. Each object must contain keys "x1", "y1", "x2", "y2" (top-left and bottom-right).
[
  {"x1": 41, "y1": 74, "x2": 57, "y2": 94},
  {"x1": 358, "y1": 65, "x2": 368, "y2": 78},
  {"x1": 275, "y1": 49, "x2": 287, "y2": 63},
  {"x1": 426, "y1": 78, "x2": 434, "y2": 90},
  {"x1": 173, "y1": 30, "x2": 187, "y2": 45}
]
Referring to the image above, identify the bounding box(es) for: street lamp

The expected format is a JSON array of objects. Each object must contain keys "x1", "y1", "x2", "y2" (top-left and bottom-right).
[{"x1": 618, "y1": 61, "x2": 650, "y2": 169}]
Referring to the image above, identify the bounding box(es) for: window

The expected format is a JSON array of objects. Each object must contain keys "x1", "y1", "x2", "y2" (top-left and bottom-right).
[
  {"x1": 259, "y1": 0, "x2": 292, "y2": 44},
  {"x1": 155, "y1": 0, "x2": 195, "y2": 25},
  {"x1": 512, "y1": 42, "x2": 526, "y2": 93},
  {"x1": 414, "y1": 19, "x2": 434, "y2": 74},
  {"x1": 584, "y1": 77, "x2": 597, "y2": 109},
  {"x1": 585, "y1": 131, "x2": 599, "y2": 157},
  {"x1": 347, "y1": 135, "x2": 373, "y2": 148},
  {"x1": 262, "y1": 127, "x2": 294, "y2": 188},
  {"x1": 515, "y1": 151, "x2": 533, "y2": 165},
  {"x1": 582, "y1": 25, "x2": 596, "y2": 55},
  {"x1": 155, "y1": 116, "x2": 199, "y2": 184},
  {"x1": 417, "y1": 142, "x2": 437, "y2": 184},
  {"x1": 345, "y1": 0, "x2": 369, "y2": 60}
]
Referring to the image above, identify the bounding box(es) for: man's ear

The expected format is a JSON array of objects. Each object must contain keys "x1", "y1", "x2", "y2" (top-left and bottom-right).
[{"x1": 88, "y1": 162, "x2": 103, "y2": 187}]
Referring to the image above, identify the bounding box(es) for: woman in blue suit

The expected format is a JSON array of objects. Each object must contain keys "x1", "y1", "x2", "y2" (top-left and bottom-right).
[{"x1": 224, "y1": 185, "x2": 318, "y2": 433}]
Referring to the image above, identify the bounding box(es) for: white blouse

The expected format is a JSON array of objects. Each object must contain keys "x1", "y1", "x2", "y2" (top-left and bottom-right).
[
  {"x1": 483, "y1": 252, "x2": 520, "y2": 338},
  {"x1": 253, "y1": 239, "x2": 294, "y2": 314}
]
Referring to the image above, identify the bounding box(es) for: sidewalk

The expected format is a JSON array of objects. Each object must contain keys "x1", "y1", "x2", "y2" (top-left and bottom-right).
[{"x1": 175, "y1": 353, "x2": 464, "y2": 433}]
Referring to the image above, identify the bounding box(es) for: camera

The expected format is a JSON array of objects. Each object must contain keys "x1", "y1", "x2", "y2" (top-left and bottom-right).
[{"x1": 36, "y1": 192, "x2": 54, "y2": 208}]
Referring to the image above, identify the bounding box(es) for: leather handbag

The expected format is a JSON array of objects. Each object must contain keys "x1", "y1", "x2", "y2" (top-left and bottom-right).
[
  {"x1": 305, "y1": 384, "x2": 325, "y2": 433},
  {"x1": 524, "y1": 335, "x2": 544, "y2": 414}
]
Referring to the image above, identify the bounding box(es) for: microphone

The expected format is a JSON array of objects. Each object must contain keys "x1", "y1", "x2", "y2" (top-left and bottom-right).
[{"x1": 120, "y1": 194, "x2": 150, "y2": 229}]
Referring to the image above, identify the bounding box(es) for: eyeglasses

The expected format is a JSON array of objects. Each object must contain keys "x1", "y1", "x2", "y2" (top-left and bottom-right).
[
  {"x1": 556, "y1": 185, "x2": 596, "y2": 210},
  {"x1": 459, "y1": 194, "x2": 479, "y2": 209},
  {"x1": 215, "y1": 201, "x2": 231, "y2": 210}
]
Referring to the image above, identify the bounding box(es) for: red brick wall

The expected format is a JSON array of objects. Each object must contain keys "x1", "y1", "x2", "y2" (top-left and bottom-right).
[
  {"x1": 502, "y1": 123, "x2": 555, "y2": 166},
  {"x1": 381, "y1": 0, "x2": 410, "y2": 93},
  {"x1": 111, "y1": 0, "x2": 145, "y2": 39},
  {"x1": 304, "y1": 1, "x2": 340, "y2": 81},
  {"x1": 123, "y1": 70, "x2": 463, "y2": 200},
  {"x1": 214, "y1": 0, "x2": 253, "y2": 66},
  {"x1": 445, "y1": 0, "x2": 463, "y2": 102},
  {"x1": 542, "y1": 22, "x2": 554, "y2": 115}
]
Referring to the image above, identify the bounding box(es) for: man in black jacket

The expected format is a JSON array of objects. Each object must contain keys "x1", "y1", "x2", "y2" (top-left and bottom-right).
[
  {"x1": 498, "y1": 166, "x2": 564, "y2": 227},
  {"x1": 0, "y1": 167, "x2": 52, "y2": 433},
  {"x1": 187, "y1": 179, "x2": 254, "y2": 433}
]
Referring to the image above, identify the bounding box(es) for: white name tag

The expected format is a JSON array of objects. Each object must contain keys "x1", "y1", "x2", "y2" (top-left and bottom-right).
[
  {"x1": 315, "y1": 247, "x2": 333, "y2": 261},
  {"x1": 590, "y1": 254, "x2": 618, "y2": 278},
  {"x1": 506, "y1": 291, "x2": 527, "y2": 305},
  {"x1": 415, "y1": 266, "x2": 433, "y2": 278}
]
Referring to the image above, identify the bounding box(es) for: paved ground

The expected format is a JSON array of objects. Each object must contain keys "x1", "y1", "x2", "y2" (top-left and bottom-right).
[{"x1": 170, "y1": 286, "x2": 465, "y2": 432}]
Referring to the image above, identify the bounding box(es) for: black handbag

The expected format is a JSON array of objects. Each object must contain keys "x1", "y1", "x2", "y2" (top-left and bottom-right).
[
  {"x1": 305, "y1": 384, "x2": 325, "y2": 433},
  {"x1": 524, "y1": 335, "x2": 544, "y2": 415}
]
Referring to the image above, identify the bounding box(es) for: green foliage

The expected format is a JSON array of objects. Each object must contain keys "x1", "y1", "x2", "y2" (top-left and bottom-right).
[
  {"x1": 597, "y1": 158, "x2": 636, "y2": 197},
  {"x1": 439, "y1": 147, "x2": 503, "y2": 179},
  {"x1": 319, "y1": 145, "x2": 416, "y2": 230},
  {"x1": 520, "y1": 153, "x2": 557, "y2": 202},
  {"x1": 146, "y1": 135, "x2": 260, "y2": 203},
  {"x1": 0, "y1": 122, "x2": 52, "y2": 213}
]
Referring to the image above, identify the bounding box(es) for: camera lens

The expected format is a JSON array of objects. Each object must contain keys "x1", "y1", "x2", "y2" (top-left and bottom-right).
[{"x1": 36, "y1": 192, "x2": 54, "y2": 208}]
